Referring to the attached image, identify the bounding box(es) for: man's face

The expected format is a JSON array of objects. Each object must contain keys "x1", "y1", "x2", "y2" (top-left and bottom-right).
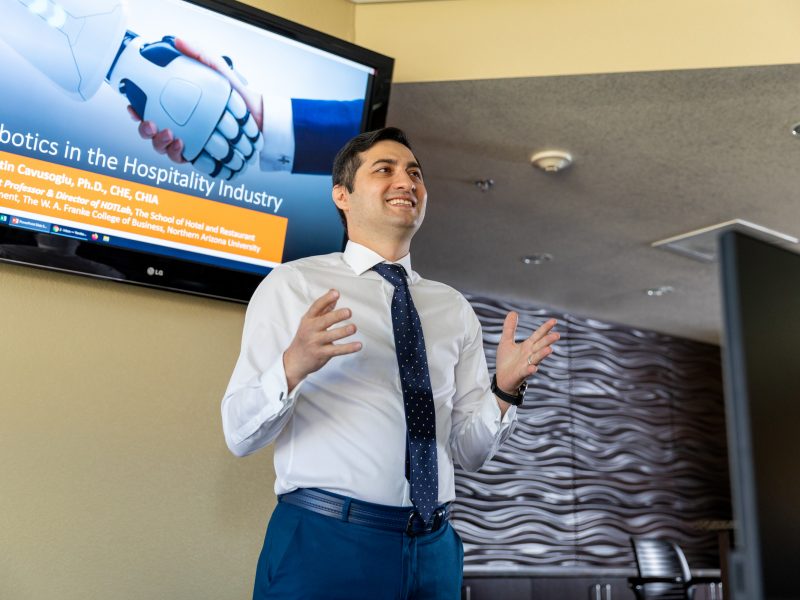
[{"x1": 334, "y1": 140, "x2": 427, "y2": 242}]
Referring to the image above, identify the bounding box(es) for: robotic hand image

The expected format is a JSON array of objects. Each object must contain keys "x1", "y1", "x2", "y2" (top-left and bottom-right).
[{"x1": 0, "y1": 0, "x2": 263, "y2": 180}]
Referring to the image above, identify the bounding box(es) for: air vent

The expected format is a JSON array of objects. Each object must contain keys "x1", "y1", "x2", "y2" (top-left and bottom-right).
[{"x1": 652, "y1": 219, "x2": 798, "y2": 263}]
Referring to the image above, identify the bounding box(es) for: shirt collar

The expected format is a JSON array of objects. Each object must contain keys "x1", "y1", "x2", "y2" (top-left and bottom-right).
[{"x1": 343, "y1": 241, "x2": 417, "y2": 283}]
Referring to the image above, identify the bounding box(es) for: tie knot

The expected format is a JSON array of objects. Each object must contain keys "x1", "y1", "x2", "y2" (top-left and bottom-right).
[{"x1": 372, "y1": 262, "x2": 408, "y2": 288}]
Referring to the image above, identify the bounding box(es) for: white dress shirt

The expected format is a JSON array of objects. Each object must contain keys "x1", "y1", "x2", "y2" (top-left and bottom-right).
[
  {"x1": 258, "y1": 96, "x2": 295, "y2": 172},
  {"x1": 221, "y1": 241, "x2": 517, "y2": 507}
]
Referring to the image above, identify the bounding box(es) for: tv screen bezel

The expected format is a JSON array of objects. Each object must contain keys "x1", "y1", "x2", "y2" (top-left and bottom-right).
[{"x1": 0, "y1": 0, "x2": 393, "y2": 303}]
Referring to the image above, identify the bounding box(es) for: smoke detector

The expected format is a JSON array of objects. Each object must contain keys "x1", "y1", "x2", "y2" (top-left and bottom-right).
[{"x1": 530, "y1": 150, "x2": 572, "y2": 173}]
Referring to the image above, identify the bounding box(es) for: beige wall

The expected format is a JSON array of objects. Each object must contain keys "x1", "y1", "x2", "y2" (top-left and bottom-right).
[
  {"x1": 1, "y1": 264, "x2": 266, "y2": 598},
  {"x1": 247, "y1": 0, "x2": 354, "y2": 41},
  {"x1": 1, "y1": 0, "x2": 796, "y2": 598},
  {"x1": 355, "y1": 0, "x2": 800, "y2": 82}
]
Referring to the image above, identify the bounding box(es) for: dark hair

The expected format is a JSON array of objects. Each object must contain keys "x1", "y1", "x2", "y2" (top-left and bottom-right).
[{"x1": 331, "y1": 127, "x2": 418, "y2": 231}]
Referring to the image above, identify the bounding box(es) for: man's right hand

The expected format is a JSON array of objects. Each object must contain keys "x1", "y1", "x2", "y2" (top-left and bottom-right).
[{"x1": 283, "y1": 289, "x2": 362, "y2": 392}]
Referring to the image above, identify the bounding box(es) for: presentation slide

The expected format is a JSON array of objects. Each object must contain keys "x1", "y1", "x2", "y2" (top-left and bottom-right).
[{"x1": 0, "y1": 0, "x2": 371, "y2": 274}]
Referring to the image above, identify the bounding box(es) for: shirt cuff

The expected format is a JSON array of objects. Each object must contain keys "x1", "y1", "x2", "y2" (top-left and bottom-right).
[
  {"x1": 480, "y1": 394, "x2": 518, "y2": 435},
  {"x1": 260, "y1": 354, "x2": 308, "y2": 407},
  {"x1": 499, "y1": 403, "x2": 518, "y2": 425},
  {"x1": 230, "y1": 358, "x2": 306, "y2": 445},
  {"x1": 259, "y1": 95, "x2": 295, "y2": 172}
]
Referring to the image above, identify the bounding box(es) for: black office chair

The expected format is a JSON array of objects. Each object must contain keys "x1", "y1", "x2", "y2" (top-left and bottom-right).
[{"x1": 628, "y1": 537, "x2": 722, "y2": 600}]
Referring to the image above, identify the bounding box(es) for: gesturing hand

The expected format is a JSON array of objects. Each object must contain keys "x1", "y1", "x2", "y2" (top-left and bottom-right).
[
  {"x1": 283, "y1": 289, "x2": 362, "y2": 392},
  {"x1": 495, "y1": 313, "x2": 559, "y2": 398}
]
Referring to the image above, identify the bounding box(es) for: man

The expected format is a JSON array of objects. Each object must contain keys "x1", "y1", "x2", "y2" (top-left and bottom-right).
[{"x1": 222, "y1": 127, "x2": 559, "y2": 599}]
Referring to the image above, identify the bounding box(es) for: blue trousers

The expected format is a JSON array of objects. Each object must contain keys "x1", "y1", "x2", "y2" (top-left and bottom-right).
[{"x1": 253, "y1": 500, "x2": 464, "y2": 599}]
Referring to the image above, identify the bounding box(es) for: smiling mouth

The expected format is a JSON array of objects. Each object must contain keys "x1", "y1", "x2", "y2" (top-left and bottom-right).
[{"x1": 386, "y1": 197, "x2": 416, "y2": 207}]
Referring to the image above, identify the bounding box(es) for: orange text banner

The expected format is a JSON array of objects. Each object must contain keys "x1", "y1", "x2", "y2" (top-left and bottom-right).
[{"x1": 0, "y1": 150, "x2": 287, "y2": 263}]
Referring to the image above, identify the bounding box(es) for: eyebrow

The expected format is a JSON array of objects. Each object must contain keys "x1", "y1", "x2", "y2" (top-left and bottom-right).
[{"x1": 370, "y1": 158, "x2": 423, "y2": 172}]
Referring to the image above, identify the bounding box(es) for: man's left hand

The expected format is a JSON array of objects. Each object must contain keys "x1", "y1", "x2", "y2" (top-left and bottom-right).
[{"x1": 495, "y1": 313, "x2": 559, "y2": 400}]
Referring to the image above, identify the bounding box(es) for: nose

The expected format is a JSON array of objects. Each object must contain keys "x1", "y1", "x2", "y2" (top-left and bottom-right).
[{"x1": 392, "y1": 170, "x2": 416, "y2": 191}]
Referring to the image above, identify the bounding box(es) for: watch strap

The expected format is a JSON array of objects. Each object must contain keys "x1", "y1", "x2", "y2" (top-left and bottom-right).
[{"x1": 491, "y1": 374, "x2": 526, "y2": 406}]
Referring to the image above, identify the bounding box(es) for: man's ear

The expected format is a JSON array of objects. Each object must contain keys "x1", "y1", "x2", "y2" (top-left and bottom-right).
[{"x1": 332, "y1": 184, "x2": 348, "y2": 211}]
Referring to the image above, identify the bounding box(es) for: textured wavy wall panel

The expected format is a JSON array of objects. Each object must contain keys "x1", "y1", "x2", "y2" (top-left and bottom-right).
[{"x1": 454, "y1": 295, "x2": 730, "y2": 570}]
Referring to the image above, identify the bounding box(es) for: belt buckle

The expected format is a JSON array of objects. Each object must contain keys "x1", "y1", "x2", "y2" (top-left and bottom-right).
[{"x1": 405, "y1": 507, "x2": 446, "y2": 536}]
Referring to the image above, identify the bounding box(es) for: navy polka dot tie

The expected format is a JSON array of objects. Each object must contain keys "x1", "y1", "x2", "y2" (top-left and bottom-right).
[{"x1": 373, "y1": 263, "x2": 439, "y2": 525}]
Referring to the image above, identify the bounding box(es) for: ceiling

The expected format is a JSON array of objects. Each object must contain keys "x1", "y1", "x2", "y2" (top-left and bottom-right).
[{"x1": 386, "y1": 63, "x2": 800, "y2": 344}]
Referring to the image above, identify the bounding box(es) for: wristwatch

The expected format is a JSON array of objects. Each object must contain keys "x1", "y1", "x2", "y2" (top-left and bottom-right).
[{"x1": 491, "y1": 374, "x2": 527, "y2": 406}]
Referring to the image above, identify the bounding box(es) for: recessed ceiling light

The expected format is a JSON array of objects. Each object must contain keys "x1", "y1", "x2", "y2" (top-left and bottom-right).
[
  {"x1": 474, "y1": 179, "x2": 494, "y2": 192},
  {"x1": 791, "y1": 123, "x2": 800, "y2": 137},
  {"x1": 646, "y1": 286, "x2": 674, "y2": 297},
  {"x1": 521, "y1": 254, "x2": 553, "y2": 265}
]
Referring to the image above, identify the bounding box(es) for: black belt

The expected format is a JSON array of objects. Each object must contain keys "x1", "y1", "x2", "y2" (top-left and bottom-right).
[{"x1": 279, "y1": 488, "x2": 450, "y2": 536}]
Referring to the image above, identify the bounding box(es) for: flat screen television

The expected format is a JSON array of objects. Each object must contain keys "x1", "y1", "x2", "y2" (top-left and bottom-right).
[
  {"x1": 0, "y1": 0, "x2": 392, "y2": 301},
  {"x1": 719, "y1": 231, "x2": 800, "y2": 600}
]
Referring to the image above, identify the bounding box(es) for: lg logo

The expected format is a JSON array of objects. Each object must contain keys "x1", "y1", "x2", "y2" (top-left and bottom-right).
[{"x1": 146, "y1": 266, "x2": 164, "y2": 277}]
